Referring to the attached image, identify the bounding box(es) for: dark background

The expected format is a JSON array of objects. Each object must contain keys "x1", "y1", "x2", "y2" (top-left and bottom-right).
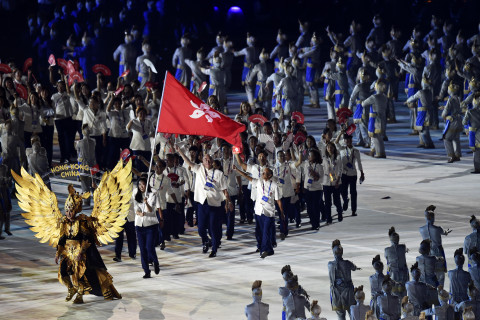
[{"x1": 1, "y1": 0, "x2": 480, "y2": 88}]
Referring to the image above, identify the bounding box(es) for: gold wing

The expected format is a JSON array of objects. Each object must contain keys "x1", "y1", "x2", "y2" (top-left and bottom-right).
[
  {"x1": 91, "y1": 160, "x2": 133, "y2": 245},
  {"x1": 11, "y1": 167, "x2": 63, "y2": 247}
]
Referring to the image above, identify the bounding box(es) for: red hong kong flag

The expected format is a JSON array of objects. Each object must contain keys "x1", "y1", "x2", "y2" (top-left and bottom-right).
[{"x1": 157, "y1": 72, "x2": 245, "y2": 148}]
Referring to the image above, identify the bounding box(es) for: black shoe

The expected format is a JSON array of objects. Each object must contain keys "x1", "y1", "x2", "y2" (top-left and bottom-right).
[
  {"x1": 209, "y1": 251, "x2": 216, "y2": 258},
  {"x1": 129, "y1": 255, "x2": 136, "y2": 260},
  {"x1": 296, "y1": 223, "x2": 301, "y2": 228},
  {"x1": 471, "y1": 170, "x2": 480, "y2": 174},
  {"x1": 0, "y1": 236, "x2": 5, "y2": 240},
  {"x1": 165, "y1": 236, "x2": 171, "y2": 242},
  {"x1": 255, "y1": 248, "x2": 260, "y2": 253},
  {"x1": 239, "y1": 219, "x2": 245, "y2": 224},
  {"x1": 113, "y1": 257, "x2": 122, "y2": 262},
  {"x1": 247, "y1": 220, "x2": 253, "y2": 224},
  {"x1": 338, "y1": 215, "x2": 343, "y2": 222},
  {"x1": 172, "y1": 235, "x2": 179, "y2": 239},
  {"x1": 352, "y1": 212, "x2": 357, "y2": 216},
  {"x1": 154, "y1": 264, "x2": 160, "y2": 275},
  {"x1": 160, "y1": 242, "x2": 165, "y2": 250},
  {"x1": 311, "y1": 226, "x2": 319, "y2": 230},
  {"x1": 280, "y1": 233, "x2": 286, "y2": 241},
  {"x1": 289, "y1": 218, "x2": 294, "y2": 223},
  {"x1": 143, "y1": 273, "x2": 151, "y2": 279},
  {"x1": 202, "y1": 244, "x2": 209, "y2": 254},
  {"x1": 342, "y1": 200, "x2": 349, "y2": 211},
  {"x1": 207, "y1": 239, "x2": 212, "y2": 247},
  {"x1": 273, "y1": 243, "x2": 277, "y2": 248},
  {"x1": 226, "y1": 236, "x2": 233, "y2": 240},
  {"x1": 260, "y1": 252, "x2": 269, "y2": 259},
  {"x1": 5, "y1": 231, "x2": 12, "y2": 236}
]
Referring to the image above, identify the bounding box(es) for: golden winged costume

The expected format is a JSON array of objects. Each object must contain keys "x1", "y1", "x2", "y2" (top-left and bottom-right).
[{"x1": 12, "y1": 160, "x2": 132, "y2": 304}]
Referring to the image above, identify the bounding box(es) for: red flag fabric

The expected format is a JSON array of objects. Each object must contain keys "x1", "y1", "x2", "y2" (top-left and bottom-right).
[
  {"x1": 157, "y1": 72, "x2": 245, "y2": 147},
  {"x1": 90, "y1": 164, "x2": 100, "y2": 175}
]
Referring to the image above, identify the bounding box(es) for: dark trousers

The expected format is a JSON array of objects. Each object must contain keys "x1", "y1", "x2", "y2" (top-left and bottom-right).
[
  {"x1": 305, "y1": 190, "x2": 324, "y2": 226},
  {"x1": 114, "y1": 220, "x2": 137, "y2": 258},
  {"x1": 341, "y1": 175, "x2": 357, "y2": 213},
  {"x1": 91, "y1": 135, "x2": 105, "y2": 169},
  {"x1": 107, "y1": 136, "x2": 130, "y2": 170},
  {"x1": 54, "y1": 117, "x2": 75, "y2": 162},
  {"x1": 197, "y1": 201, "x2": 222, "y2": 253},
  {"x1": 73, "y1": 119, "x2": 83, "y2": 141},
  {"x1": 324, "y1": 185, "x2": 343, "y2": 221},
  {"x1": 136, "y1": 225, "x2": 159, "y2": 275},
  {"x1": 156, "y1": 211, "x2": 164, "y2": 245},
  {"x1": 40, "y1": 125, "x2": 54, "y2": 165},
  {"x1": 239, "y1": 185, "x2": 253, "y2": 221},
  {"x1": 164, "y1": 203, "x2": 177, "y2": 240},
  {"x1": 132, "y1": 150, "x2": 151, "y2": 173},
  {"x1": 258, "y1": 214, "x2": 275, "y2": 255},
  {"x1": 185, "y1": 192, "x2": 196, "y2": 226},
  {"x1": 225, "y1": 196, "x2": 237, "y2": 238},
  {"x1": 277, "y1": 197, "x2": 290, "y2": 236}
]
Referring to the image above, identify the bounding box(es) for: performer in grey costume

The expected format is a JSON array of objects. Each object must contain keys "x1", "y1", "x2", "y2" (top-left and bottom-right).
[
  {"x1": 245, "y1": 280, "x2": 269, "y2": 320},
  {"x1": 234, "y1": 33, "x2": 259, "y2": 104},
  {"x1": 298, "y1": 32, "x2": 322, "y2": 108},
  {"x1": 448, "y1": 248, "x2": 472, "y2": 305},
  {"x1": 406, "y1": 77, "x2": 435, "y2": 149},
  {"x1": 370, "y1": 255, "x2": 386, "y2": 319},
  {"x1": 406, "y1": 262, "x2": 437, "y2": 316},
  {"x1": 247, "y1": 49, "x2": 271, "y2": 114},
  {"x1": 113, "y1": 32, "x2": 138, "y2": 82},
  {"x1": 377, "y1": 275, "x2": 401, "y2": 320},
  {"x1": 419, "y1": 205, "x2": 452, "y2": 286},
  {"x1": 135, "y1": 41, "x2": 156, "y2": 87},
  {"x1": 206, "y1": 32, "x2": 225, "y2": 61},
  {"x1": 423, "y1": 286, "x2": 455, "y2": 320},
  {"x1": 275, "y1": 61, "x2": 299, "y2": 117},
  {"x1": 385, "y1": 226, "x2": 410, "y2": 299},
  {"x1": 465, "y1": 216, "x2": 480, "y2": 266},
  {"x1": 462, "y1": 92, "x2": 480, "y2": 173},
  {"x1": 454, "y1": 281, "x2": 480, "y2": 320},
  {"x1": 362, "y1": 79, "x2": 388, "y2": 158},
  {"x1": 441, "y1": 83, "x2": 463, "y2": 163},
  {"x1": 350, "y1": 285, "x2": 371, "y2": 320},
  {"x1": 278, "y1": 265, "x2": 311, "y2": 320},
  {"x1": 417, "y1": 239, "x2": 440, "y2": 288},
  {"x1": 328, "y1": 239, "x2": 360, "y2": 320},
  {"x1": 185, "y1": 48, "x2": 209, "y2": 101},
  {"x1": 350, "y1": 68, "x2": 373, "y2": 147},
  {"x1": 200, "y1": 53, "x2": 227, "y2": 108},
  {"x1": 172, "y1": 34, "x2": 192, "y2": 87},
  {"x1": 308, "y1": 300, "x2": 328, "y2": 320},
  {"x1": 469, "y1": 249, "x2": 480, "y2": 293}
]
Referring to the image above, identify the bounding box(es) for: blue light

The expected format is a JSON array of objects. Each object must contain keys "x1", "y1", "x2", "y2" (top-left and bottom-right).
[
  {"x1": 228, "y1": 6, "x2": 242, "y2": 14},
  {"x1": 213, "y1": 6, "x2": 219, "y2": 12}
]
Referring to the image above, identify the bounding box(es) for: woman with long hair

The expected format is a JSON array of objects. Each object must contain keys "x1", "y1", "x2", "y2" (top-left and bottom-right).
[
  {"x1": 133, "y1": 176, "x2": 160, "y2": 278},
  {"x1": 322, "y1": 142, "x2": 343, "y2": 223}
]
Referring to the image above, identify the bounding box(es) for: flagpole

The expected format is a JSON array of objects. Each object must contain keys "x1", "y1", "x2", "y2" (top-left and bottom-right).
[{"x1": 144, "y1": 71, "x2": 168, "y2": 212}]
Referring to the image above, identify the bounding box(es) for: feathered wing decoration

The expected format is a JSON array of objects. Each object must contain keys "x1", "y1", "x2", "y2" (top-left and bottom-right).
[
  {"x1": 91, "y1": 160, "x2": 132, "y2": 245},
  {"x1": 11, "y1": 167, "x2": 63, "y2": 247}
]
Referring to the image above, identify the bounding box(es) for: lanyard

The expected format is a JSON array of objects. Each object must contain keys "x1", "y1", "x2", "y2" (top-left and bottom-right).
[
  {"x1": 277, "y1": 165, "x2": 287, "y2": 178},
  {"x1": 346, "y1": 148, "x2": 354, "y2": 163},
  {"x1": 262, "y1": 180, "x2": 272, "y2": 196},
  {"x1": 168, "y1": 166, "x2": 177, "y2": 175},
  {"x1": 204, "y1": 167, "x2": 215, "y2": 183},
  {"x1": 309, "y1": 163, "x2": 317, "y2": 174},
  {"x1": 225, "y1": 158, "x2": 232, "y2": 175}
]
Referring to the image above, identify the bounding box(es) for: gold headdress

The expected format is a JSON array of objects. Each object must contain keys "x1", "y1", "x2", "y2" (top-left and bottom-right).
[{"x1": 64, "y1": 184, "x2": 90, "y2": 214}]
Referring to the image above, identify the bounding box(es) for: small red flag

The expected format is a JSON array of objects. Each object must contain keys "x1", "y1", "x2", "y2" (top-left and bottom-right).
[
  {"x1": 90, "y1": 164, "x2": 100, "y2": 175},
  {"x1": 157, "y1": 72, "x2": 245, "y2": 148}
]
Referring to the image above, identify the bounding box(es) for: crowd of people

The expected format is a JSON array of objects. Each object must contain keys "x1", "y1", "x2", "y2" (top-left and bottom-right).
[
  {"x1": 0, "y1": 1, "x2": 479, "y2": 318},
  {"x1": 245, "y1": 209, "x2": 480, "y2": 320}
]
